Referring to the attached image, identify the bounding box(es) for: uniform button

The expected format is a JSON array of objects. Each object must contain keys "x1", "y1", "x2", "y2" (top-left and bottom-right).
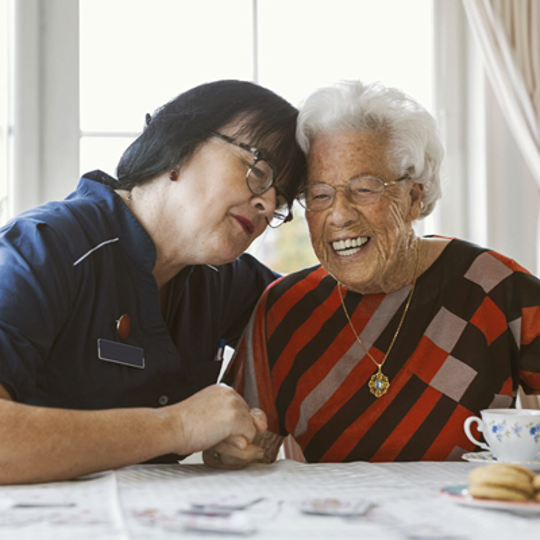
[{"x1": 159, "y1": 395, "x2": 169, "y2": 406}]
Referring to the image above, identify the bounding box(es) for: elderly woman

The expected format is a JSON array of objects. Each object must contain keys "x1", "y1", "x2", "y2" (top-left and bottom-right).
[
  {"x1": 0, "y1": 80, "x2": 306, "y2": 483},
  {"x1": 211, "y1": 80, "x2": 540, "y2": 467}
]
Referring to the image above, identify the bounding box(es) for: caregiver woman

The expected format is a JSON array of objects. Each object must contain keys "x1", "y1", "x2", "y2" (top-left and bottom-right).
[{"x1": 0, "y1": 80, "x2": 306, "y2": 483}]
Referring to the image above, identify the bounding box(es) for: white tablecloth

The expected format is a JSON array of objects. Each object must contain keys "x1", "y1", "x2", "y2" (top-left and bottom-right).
[{"x1": 0, "y1": 459, "x2": 538, "y2": 539}]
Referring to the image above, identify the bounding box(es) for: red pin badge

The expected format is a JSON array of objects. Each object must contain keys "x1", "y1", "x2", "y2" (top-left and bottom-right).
[{"x1": 116, "y1": 314, "x2": 131, "y2": 339}]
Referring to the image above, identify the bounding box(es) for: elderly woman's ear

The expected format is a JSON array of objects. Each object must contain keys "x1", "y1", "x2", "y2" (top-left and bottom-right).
[{"x1": 408, "y1": 182, "x2": 424, "y2": 221}]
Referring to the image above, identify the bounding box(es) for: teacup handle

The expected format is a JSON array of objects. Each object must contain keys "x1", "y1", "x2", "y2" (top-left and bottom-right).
[{"x1": 464, "y1": 416, "x2": 491, "y2": 451}]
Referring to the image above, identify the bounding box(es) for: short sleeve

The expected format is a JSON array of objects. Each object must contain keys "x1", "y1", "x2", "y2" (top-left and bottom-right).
[{"x1": 0, "y1": 219, "x2": 76, "y2": 401}]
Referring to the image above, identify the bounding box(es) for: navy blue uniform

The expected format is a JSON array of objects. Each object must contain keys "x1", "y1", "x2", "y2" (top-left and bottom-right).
[{"x1": 0, "y1": 171, "x2": 276, "y2": 417}]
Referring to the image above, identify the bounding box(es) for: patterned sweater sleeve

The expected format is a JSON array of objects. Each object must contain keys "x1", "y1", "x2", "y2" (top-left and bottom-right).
[
  {"x1": 497, "y1": 252, "x2": 540, "y2": 395},
  {"x1": 517, "y1": 276, "x2": 540, "y2": 394},
  {"x1": 224, "y1": 289, "x2": 283, "y2": 435}
]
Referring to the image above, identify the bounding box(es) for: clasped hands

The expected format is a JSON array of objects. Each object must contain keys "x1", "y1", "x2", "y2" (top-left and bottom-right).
[
  {"x1": 179, "y1": 383, "x2": 273, "y2": 469},
  {"x1": 203, "y1": 407, "x2": 268, "y2": 469}
]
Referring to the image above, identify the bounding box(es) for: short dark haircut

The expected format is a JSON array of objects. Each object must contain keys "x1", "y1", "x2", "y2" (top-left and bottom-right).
[{"x1": 114, "y1": 80, "x2": 306, "y2": 206}]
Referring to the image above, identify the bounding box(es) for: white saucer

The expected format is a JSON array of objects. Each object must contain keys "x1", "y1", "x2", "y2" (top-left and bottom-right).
[
  {"x1": 461, "y1": 451, "x2": 540, "y2": 471},
  {"x1": 441, "y1": 485, "x2": 540, "y2": 515}
]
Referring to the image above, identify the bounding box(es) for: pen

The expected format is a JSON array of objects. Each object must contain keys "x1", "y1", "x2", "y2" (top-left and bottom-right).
[{"x1": 214, "y1": 339, "x2": 226, "y2": 362}]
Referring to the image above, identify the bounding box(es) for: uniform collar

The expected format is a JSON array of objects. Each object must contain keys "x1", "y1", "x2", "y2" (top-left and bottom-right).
[{"x1": 77, "y1": 170, "x2": 157, "y2": 274}]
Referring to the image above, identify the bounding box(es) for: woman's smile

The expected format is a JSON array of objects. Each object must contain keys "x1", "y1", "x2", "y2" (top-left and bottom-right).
[{"x1": 331, "y1": 235, "x2": 370, "y2": 257}]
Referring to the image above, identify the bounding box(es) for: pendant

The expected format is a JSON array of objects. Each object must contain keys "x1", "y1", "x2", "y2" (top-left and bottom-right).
[{"x1": 368, "y1": 366, "x2": 390, "y2": 398}]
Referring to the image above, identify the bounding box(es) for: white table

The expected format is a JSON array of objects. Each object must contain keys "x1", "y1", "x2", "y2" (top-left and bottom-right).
[{"x1": 0, "y1": 459, "x2": 538, "y2": 539}]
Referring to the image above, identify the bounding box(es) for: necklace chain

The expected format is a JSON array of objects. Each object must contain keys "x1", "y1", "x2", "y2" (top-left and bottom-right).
[{"x1": 337, "y1": 241, "x2": 422, "y2": 398}]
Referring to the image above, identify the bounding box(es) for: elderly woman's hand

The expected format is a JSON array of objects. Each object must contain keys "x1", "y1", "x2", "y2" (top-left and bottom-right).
[
  {"x1": 202, "y1": 408, "x2": 271, "y2": 469},
  {"x1": 166, "y1": 384, "x2": 267, "y2": 458}
]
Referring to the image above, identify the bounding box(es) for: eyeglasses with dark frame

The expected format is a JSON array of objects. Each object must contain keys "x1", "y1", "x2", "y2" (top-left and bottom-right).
[
  {"x1": 298, "y1": 174, "x2": 410, "y2": 212},
  {"x1": 211, "y1": 132, "x2": 292, "y2": 228}
]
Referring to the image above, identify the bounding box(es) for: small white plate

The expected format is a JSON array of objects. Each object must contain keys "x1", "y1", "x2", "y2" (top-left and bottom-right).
[
  {"x1": 461, "y1": 451, "x2": 540, "y2": 471},
  {"x1": 441, "y1": 485, "x2": 540, "y2": 515}
]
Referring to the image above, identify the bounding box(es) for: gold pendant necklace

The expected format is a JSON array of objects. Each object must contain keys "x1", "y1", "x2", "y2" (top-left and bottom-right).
[{"x1": 337, "y1": 242, "x2": 421, "y2": 398}]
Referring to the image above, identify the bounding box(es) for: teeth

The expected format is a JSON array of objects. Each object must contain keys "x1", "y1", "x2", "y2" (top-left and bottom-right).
[
  {"x1": 339, "y1": 247, "x2": 361, "y2": 256},
  {"x1": 332, "y1": 237, "x2": 368, "y2": 255}
]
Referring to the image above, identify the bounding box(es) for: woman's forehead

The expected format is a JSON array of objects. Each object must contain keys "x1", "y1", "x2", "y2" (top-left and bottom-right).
[{"x1": 308, "y1": 130, "x2": 391, "y2": 179}]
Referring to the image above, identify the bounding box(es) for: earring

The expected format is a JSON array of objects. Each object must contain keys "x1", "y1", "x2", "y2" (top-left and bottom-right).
[{"x1": 169, "y1": 170, "x2": 179, "y2": 181}]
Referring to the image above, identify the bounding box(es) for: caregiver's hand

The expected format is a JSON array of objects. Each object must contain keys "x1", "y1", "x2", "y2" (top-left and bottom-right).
[
  {"x1": 170, "y1": 384, "x2": 263, "y2": 456},
  {"x1": 202, "y1": 408, "x2": 271, "y2": 469}
]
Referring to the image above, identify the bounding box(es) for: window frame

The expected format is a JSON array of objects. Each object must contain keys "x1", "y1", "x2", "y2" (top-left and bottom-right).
[
  {"x1": 10, "y1": 0, "x2": 537, "y2": 273},
  {"x1": 9, "y1": 0, "x2": 79, "y2": 216}
]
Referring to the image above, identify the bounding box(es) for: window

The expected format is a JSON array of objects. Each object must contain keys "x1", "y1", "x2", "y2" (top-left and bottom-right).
[
  {"x1": 0, "y1": 0, "x2": 9, "y2": 226},
  {"x1": 79, "y1": 0, "x2": 433, "y2": 274},
  {"x1": 251, "y1": 0, "x2": 434, "y2": 272},
  {"x1": 79, "y1": 0, "x2": 254, "y2": 175},
  {"x1": 8, "y1": 2, "x2": 537, "y2": 276}
]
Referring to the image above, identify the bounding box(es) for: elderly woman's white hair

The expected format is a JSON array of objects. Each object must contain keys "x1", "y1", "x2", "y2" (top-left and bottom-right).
[{"x1": 296, "y1": 80, "x2": 444, "y2": 219}]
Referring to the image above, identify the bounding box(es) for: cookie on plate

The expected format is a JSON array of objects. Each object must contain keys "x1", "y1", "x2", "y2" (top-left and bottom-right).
[
  {"x1": 534, "y1": 474, "x2": 540, "y2": 502},
  {"x1": 468, "y1": 463, "x2": 535, "y2": 501}
]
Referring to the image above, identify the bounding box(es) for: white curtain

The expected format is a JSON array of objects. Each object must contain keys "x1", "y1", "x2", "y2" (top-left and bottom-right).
[
  {"x1": 462, "y1": 0, "x2": 540, "y2": 185},
  {"x1": 462, "y1": 0, "x2": 540, "y2": 409}
]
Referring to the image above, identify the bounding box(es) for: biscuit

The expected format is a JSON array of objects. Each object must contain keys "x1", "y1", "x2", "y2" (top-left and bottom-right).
[
  {"x1": 533, "y1": 474, "x2": 540, "y2": 490},
  {"x1": 473, "y1": 463, "x2": 534, "y2": 479},
  {"x1": 468, "y1": 464, "x2": 535, "y2": 501},
  {"x1": 469, "y1": 464, "x2": 534, "y2": 488},
  {"x1": 468, "y1": 484, "x2": 531, "y2": 502}
]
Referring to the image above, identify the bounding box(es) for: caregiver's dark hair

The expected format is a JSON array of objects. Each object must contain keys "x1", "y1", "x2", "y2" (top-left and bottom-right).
[{"x1": 114, "y1": 80, "x2": 306, "y2": 206}]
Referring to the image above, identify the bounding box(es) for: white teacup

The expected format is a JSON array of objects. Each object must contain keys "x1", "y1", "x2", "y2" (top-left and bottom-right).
[{"x1": 464, "y1": 409, "x2": 540, "y2": 463}]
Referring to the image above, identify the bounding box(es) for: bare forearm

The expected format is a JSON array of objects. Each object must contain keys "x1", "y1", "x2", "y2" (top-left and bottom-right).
[
  {"x1": 0, "y1": 383, "x2": 261, "y2": 484},
  {"x1": 0, "y1": 400, "x2": 174, "y2": 484}
]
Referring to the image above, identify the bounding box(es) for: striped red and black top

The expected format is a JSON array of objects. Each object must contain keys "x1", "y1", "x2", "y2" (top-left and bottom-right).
[{"x1": 226, "y1": 239, "x2": 540, "y2": 463}]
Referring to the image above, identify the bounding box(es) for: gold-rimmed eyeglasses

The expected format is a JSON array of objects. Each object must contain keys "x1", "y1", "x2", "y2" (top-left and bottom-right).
[{"x1": 298, "y1": 175, "x2": 410, "y2": 212}]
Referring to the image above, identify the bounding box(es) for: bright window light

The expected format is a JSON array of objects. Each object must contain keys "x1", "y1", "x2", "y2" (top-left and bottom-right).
[
  {"x1": 0, "y1": 0, "x2": 8, "y2": 226},
  {"x1": 79, "y1": 0, "x2": 433, "y2": 273}
]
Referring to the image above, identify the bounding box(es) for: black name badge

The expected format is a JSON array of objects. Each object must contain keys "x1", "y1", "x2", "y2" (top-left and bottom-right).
[{"x1": 97, "y1": 339, "x2": 145, "y2": 369}]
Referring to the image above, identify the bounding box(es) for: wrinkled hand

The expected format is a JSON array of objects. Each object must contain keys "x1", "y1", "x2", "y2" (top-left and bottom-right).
[
  {"x1": 169, "y1": 384, "x2": 264, "y2": 456},
  {"x1": 203, "y1": 408, "x2": 268, "y2": 469}
]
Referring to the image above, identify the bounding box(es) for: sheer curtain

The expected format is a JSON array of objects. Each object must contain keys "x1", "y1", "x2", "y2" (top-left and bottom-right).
[
  {"x1": 462, "y1": 0, "x2": 540, "y2": 257},
  {"x1": 462, "y1": 0, "x2": 540, "y2": 409},
  {"x1": 462, "y1": 0, "x2": 540, "y2": 184}
]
